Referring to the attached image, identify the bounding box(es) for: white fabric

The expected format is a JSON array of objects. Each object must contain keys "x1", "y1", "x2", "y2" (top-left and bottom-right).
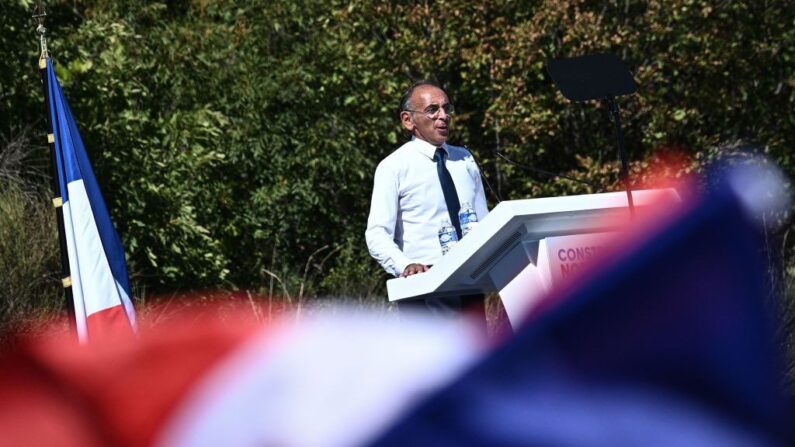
[
  {"x1": 365, "y1": 138, "x2": 488, "y2": 276},
  {"x1": 156, "y1": 311, "x2": 484, "y2": 447},
  {"x1": 64, "y1": 179, "x2": 135, "y2": 341},
  {"x1": 61, "y1": 199, "x2": 88, "y2": 339}
]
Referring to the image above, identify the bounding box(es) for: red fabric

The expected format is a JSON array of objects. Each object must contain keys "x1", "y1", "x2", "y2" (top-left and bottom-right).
[
  {"x1": 87, "y1": 304, "x2": 135, "y2": 339},
  {"x1": 0, "y1": 312, "x2": 263, "y2": 447},
  {"x1": 0, "y1": 363, "x2": 104, "y2": 446}
]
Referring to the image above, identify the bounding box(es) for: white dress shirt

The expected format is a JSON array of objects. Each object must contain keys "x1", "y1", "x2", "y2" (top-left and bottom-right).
[{"x1": 365, "y1": 137, "x2": 489, "y2": 277}]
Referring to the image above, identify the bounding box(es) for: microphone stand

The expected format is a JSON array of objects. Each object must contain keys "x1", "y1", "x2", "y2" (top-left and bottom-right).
[
  {"x1": 546, "y1": 53, "x2": 639, "y2": 219},
  {"x1": 603, "y1": 97, "x2": 635, "y2": 218}
]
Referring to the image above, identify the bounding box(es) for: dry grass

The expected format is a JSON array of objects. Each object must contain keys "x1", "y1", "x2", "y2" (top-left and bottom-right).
[{"x1": 0, "y1": 182, "x2": 63, "y2": 340}]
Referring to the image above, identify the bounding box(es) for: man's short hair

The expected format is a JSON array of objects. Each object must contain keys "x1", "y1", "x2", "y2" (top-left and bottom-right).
[{"x1": 399, "y1": 80, "x2": 442, "y2": 114}]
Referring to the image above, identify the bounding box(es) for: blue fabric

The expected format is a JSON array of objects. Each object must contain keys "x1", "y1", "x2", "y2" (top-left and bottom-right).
[
  {"x1": 372, "y1": 181, "x2": 792, "y2": 446},
  {"x1": 434, "y1": 147, "x2": 462, "y2": 239},
  {"x1": 47, "y1": 59, "x2": 133, "y2": 300}
]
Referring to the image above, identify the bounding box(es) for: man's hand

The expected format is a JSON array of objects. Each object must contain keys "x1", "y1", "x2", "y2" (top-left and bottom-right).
[{"x1": 400, "y1": 263, "x2": 429, "y2": 277}]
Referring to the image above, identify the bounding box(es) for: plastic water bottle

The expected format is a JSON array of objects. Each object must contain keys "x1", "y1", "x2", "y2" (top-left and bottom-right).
[
  {"x1": 458, "y1": 202, "x2": 478, "y2": 237},
  {"x1": 438, "y1": 218, "x2": 459, "y2": 255}
]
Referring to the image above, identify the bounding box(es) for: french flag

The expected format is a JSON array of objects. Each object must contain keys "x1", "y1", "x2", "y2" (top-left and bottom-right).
[{"x1": 46, "y1": 58, "x2": 137, "y2": 342}]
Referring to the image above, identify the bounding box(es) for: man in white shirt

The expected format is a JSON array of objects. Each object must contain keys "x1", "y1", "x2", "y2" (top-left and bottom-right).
[{"x1": 365, "y1": 81, "x2": 489, "y2": 316}]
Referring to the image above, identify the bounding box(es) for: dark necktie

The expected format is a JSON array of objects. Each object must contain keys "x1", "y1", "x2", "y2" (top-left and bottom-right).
[{"x1": 433, "y1": 147, "x2": 462, "y2": 239}]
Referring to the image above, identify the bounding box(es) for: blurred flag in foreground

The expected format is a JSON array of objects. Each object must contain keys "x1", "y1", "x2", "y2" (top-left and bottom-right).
[
  {"x1": 46, "y1": 58, "x2": 137, "y2": 341},
  {"x1": 0, "y1": 164, "x2": 791, "y2": 446},
  {"x1": 374, "y1": 164, "x2": 793, "y2": 446}
]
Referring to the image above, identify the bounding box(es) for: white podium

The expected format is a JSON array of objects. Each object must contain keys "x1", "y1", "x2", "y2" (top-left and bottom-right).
[{"x1": 386, "y1": 189, "x2": 681, "y2": 327}]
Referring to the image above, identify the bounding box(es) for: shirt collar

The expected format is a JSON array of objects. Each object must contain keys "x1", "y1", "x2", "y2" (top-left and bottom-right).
[{"x1": 411, "y1": 136, "x2": 448, "y2": 160}]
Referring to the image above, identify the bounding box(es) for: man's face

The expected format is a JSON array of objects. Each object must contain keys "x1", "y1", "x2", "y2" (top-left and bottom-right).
[{"x1": 401, "y1": 85, "x2": 452, "y2": 146}]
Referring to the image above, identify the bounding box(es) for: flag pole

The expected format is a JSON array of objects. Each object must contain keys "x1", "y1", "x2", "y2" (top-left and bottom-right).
[{"x1": 34, "y1": 4, "x2": 77, "y2": 333}]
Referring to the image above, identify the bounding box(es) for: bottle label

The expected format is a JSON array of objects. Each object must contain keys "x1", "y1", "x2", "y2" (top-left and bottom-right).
[
  {"x1": 459, "y1": 208, "x2": 478, "y2": 237},
  {"x1": 439, "y1": 224, "x2": 458, "y2": 254}
]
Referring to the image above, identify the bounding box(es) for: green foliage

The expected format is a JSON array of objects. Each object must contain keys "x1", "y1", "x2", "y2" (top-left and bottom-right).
[
  {"x1": 1, "y1": 0, "x2": 794, "y2": 301},
  {"x1": 0, "y1": 1, "x2": 45, "y2": 136},
  {"x1": 485, "y1": 0, "x2": 795, "y2": 198}
]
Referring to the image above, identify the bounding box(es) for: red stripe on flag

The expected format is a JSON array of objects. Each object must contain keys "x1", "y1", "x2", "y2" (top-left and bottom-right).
[{"x1": 86, "y1": 305, "x2": 134, "y2": 339}]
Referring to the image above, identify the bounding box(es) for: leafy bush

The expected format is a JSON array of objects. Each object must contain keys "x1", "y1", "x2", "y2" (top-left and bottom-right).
[
  {"x1": 1, "y1": 0, "x2": 794, "y2": 385},
  {"x1": 1, "y1": 0, "x2": 793, "y2": 306}
]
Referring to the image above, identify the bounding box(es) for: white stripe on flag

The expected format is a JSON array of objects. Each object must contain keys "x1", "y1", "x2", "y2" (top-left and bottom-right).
[
  {"x1": 61, "y1": 200, "x2": 88, "y2": 340},
  {"x1": 156, "y1": 313, "x2": 484, "y2": 447},
  {"x1": 64, "y1": 179, "x2": 134, "y2": 341}
]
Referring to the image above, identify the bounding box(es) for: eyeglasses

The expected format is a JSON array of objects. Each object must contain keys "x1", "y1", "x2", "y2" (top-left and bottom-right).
[{"x1": 404, "y1": 103, "x2": 455, "y2": 119}]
